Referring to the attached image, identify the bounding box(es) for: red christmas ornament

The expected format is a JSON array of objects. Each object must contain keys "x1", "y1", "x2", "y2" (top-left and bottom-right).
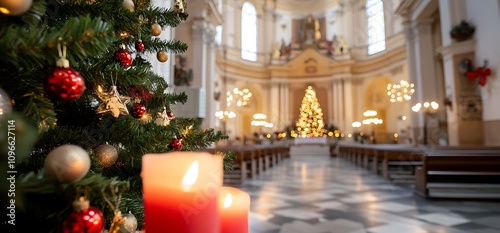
[
  {"x1": 45, "y1": 67, "x2": 86, "y2": 102},
  {"x1": 131, "y1": 102, "x2": 147, "y2": 118},
  {"x1": 135, "y1": 39, "x2": 145, "y2": 52},
  {"x1": 167, "y1": 111, "x2": 175, "y2": 119},
  {"x1": 62, "y1": 197, "x2": 104, "y2": 233},
  {"x1": 114, "y1": 44, "x2": 133, "y2": 67},
  {"x1": 467, "y1": 66, "x2": 491, "y2": 87},
  {"x1": 169, "y1": 137, "x2": 182, "y2": 150},
  {"x1": 128, "y1": 85, "x2": 152, "y2": 101}
]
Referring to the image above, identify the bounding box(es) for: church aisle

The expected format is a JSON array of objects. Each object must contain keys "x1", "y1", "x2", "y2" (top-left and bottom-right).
[{"x1": 240, "y1": 157, "x2": 500, "y2": 233}]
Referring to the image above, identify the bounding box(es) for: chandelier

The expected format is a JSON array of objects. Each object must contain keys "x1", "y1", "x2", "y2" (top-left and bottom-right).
[
  {"x1": 251, "y1": 113, "x2": 273, "y2": 128},
  {"x1": 226, "y1": 88, "x2": 252, "y2": 107},
  {"x1": 215, "y1": 111, "x2": 236, "y2": 120},
  {"x1": 387, "y1": 80, "x2": 415, "y2": 103}
]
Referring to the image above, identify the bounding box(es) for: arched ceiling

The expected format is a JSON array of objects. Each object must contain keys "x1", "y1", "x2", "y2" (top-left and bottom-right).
[{"x1": 276, "y1": 0, "x2": 340, "y2": 13}]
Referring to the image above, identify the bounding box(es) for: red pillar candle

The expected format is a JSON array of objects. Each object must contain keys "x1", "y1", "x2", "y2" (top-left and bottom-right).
[
  {"x1": 142, "y1": 152, "x2": 221, "y2": 233},
  {"x1": 218, "y1": 187, "x2": 250, "y2": 233}
]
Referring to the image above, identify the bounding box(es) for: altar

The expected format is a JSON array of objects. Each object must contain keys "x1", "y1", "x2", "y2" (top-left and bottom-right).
[
  {"x1": 294, "y1": 137, "x2": 327, "y2": 145},
  {"x1": 290, "y1": 137, "x2": 330, "y2": 160}
]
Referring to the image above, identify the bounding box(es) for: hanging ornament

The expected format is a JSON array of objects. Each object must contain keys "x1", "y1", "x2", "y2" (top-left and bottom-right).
[
  {"x1": 0, "y1": 0, "x2": 33, "y2": 16},
  {"x1": 151, "y1": 22, "x2": 162, "y2": 36},
  {"x1": 130, "y1": 99, "x2": 147, "y2": 118},
  {"x1": 44, "y1": 144, "x2": 91, "y2": 183},
  {"x1": 62, "y1": 197, "x2": 104, "y2": 233},
  {"x1": 154, "y1": 106, "x2": 170, "y2": 126},
  {"x1": 94, "y1": 144, "x2": 118, "y2": 168},
  {"x1": 0, "y1": 87, "x2": 12, "y2": 118},
  {"x1": 167, "y1": 110, "x2": 175, "y2": 119},
  {"x1": 114, "y1": 44, "x2": 133, "y2": 67},
  {"x1": 97, "y1": 84, "x2": 131, "y2": 118},
  {"x1": 45, "y1": 42, "x2": 86, "y2": 102},
  {"x1": 157, "y1": 49, "x2": 168, "y2": 63},
  {"x1": 118, "y1": 212, "x2": 138, "y2": 233},
  {"x1": 173, "y1": 0, "x2": 185, "y2": 13},
  {"x1": 128, "y1": 85, "x2": 152, "y2": 101},
  {"x1": 169, "y1": 137, "x2": 182, "y2": 150},
  {"x1": 135, "y1": 39, "x2": 145, "y2": 52},
  {"x1": 467, "y1": 60, "x2": 491, "y2": 87},
  {"x1": 122, "y1": 0, "x2": 134, "y2": 12}
]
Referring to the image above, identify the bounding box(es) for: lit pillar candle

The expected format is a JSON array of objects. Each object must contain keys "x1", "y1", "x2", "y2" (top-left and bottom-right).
[
  {"x1": 142, "y1": 152, "x2": 221, "y2": 233},
  {"x1": 218, "y1": 187, "x2": 250, "y2": 233}
]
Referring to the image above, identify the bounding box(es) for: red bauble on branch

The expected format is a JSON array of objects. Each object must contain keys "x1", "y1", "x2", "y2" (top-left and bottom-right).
[
  {"x1": 45, "y1": 67, "x2": 86, "y2": 102},
  {"x1": 114, "y1": 44, "x2": 133, "y2": 67},
  {"x1": 128, "y1": 85, "x2": 152, "y2": 101},
  {"x1": 131, "y1": 101, "x2": 147, "y2": 118},
  {"x1": 467, "y1": 60, "x2": 492, "y2": 87},
  {"x1": 135, "y1": 39, "x2": 145, "y2": 52},
  {"x1": 45, "y1": 43, "x2": 86, "y2": 102},
  {"x1": 167, "y1": 111, "x2": 175, "y2": 119},
  {"x1": 169, "y1": 137, "x2": 182, "y2": 150},
  {"x1": 62, "y1": 197, "x2": 104, "y2": 233}
]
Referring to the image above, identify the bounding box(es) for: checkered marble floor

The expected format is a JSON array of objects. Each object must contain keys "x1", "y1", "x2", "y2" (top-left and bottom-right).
[{"x1": 237, "y1": 157, "x2": 500, "y2": 233}]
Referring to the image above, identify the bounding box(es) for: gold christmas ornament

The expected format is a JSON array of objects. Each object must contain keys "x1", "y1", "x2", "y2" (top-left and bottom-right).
[
  {"x1": 95, "y1": 144, "x2": 118, "y2": 168},
  {"x1": 154, "y1": 106, "x2": 170, "y2": 126},
  {"x1": 43, "y1": 144, "x2": 91, "y2": 183},
  {"x1": 151, "y1": 22, "x2": 162, "y2": 36},
  {"x1": 157, "y1": 49, "x2": 168, "y2": 63},
  {"x1": 96, "y1": 85, "x2": 131, "y2": 118},
  {"x1": 0, "y1": 0, "x2": 33, "y2": 16},
  {"x1": 174, "y1": 0, "x2": 184, "y2": 13},
  {"x1": 122, "y1": 0, "x2": 134, "y2": 12}
]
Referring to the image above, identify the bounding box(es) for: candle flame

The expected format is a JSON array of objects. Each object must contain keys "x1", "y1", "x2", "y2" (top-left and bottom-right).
[
  {"x1": 181, "y1": 161, "x2": 199, "y2": 191},
  {"x1": 223, "y1": 193, "x2": 233, "y2": 208}
]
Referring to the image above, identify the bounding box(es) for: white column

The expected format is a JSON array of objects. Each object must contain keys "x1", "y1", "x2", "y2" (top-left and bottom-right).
[
  {"x1": 344, "y1": 77, "x2": 354, "y2": 133},
  {"x1": 335, "y1": 80, "x2": 341, "y2": 127},
  {"x1": 204, "y1": 27, "x2": 217, "y2": 129},
  {"x1": 280, "y1": 83, "x2": 286, "y2": 130},
  {"x1": 270, "y1": 82, "x2": 279, "y2": 130},
  {"x1": 263, "y1": 0, "x2": 276, "y2": 64},
  {"x1": 284, "y1": 83, "x2": 290, "y2": 128},
  {"x1": 191, "y1": 19, "x2": 208, "y2": 89},
  {"x1": 328, "y1": 81, "x2": 334, "y2": 124},
  {"x1": 339, "y1": 79, "x2": 346, "y2": 131},
  {"x1": 342, "y1": 1, "x2": 354, "y2": 47},
  {"x1": 414, "y1": 21, "x2": 439, "y2": 102},
  {"x1": 439, "y1": 0, "x2": 467, "y2": 47},
  {"x1": 331, "y1": 81, "x2": 338, "y2": 126}
]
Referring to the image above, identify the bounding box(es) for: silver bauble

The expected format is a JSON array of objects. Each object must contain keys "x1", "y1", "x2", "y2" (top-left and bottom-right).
[
  {"x1": 0, "y1": 87, "x2": 12, "y2": 118},
  {"x1": 122, "y1": 0, "x2": 134, "y2": 12},
  {"x1": 119, "y1": 212, "x2": 138, "y2": 233},
  {"x1": 44, "y1": 144, "x2": 90, "y2": 182}
]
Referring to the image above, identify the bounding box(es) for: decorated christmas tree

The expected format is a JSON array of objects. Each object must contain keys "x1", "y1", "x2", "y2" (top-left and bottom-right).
[
  {"x1": 0, "y1": 0, "x2": 231, "y2": 232},
  {"x1": 295, "y1": 86, "x2": 325, "y2": 137}
]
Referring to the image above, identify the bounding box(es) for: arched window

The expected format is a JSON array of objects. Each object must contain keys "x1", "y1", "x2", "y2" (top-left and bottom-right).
[
  {"x1": 215, "y1": 25, "x2": 222, "y2": 46},
  {"x1": 366, "y1": 0, "x2": 385, "y2": 55},
  {"x1": 241, "y1": 2, "x2": 257, "y2": 61}
]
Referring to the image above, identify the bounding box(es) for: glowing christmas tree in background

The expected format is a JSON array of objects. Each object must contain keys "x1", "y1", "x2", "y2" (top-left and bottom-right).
[{"x1": 295, "y1": 86, "x2": 325, "y2": 138}]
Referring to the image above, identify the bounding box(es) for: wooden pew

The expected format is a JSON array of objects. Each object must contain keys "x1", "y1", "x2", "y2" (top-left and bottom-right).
[
  {"x1": 415, "y1": 150, "x2": 500, "y2": 199},
  {"x1": 202, "y1": 145, "x2": 289, "y2": 185}
]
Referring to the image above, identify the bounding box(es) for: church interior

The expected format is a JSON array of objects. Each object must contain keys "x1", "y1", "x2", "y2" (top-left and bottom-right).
[
  {"x1": 171, "y1": 0, "x2": 500, "y2": 147},
  {"x1": 1, "y1": 0, "x2": 500, "y2": 232}
]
